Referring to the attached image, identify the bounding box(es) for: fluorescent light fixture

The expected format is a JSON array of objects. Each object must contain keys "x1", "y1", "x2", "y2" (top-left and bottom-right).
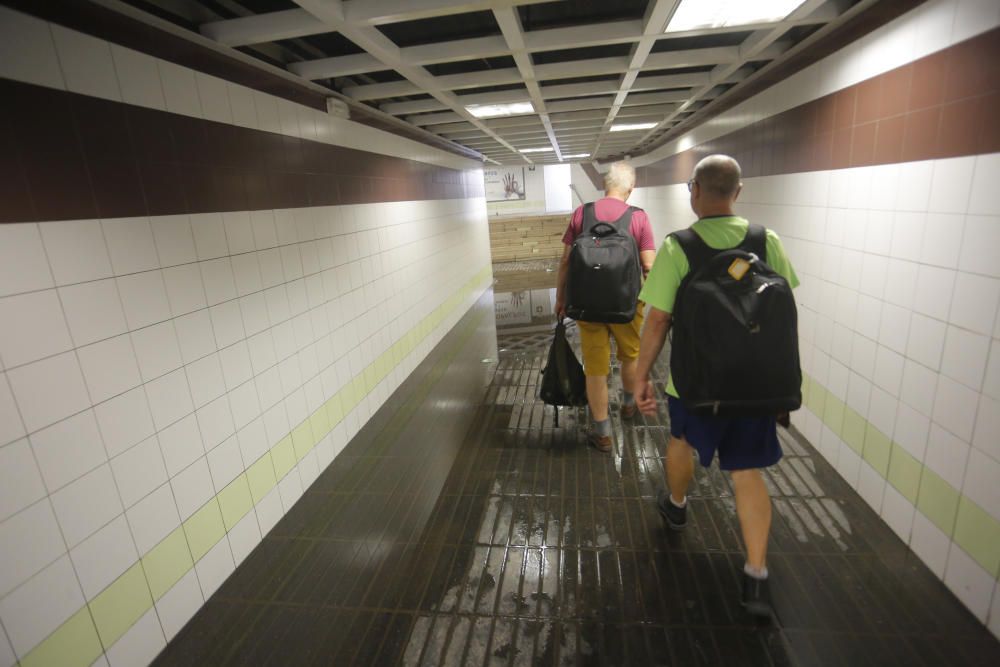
[
  {"x1": 465, "y1": 102, "x2": 534, "y2": 118},
  {"x1": 666, "y1": 0, "x2": 806, "y2": 33},
  {"x1": 561, "y1": 153, "x2": 591, "y2": 158},
  {"x1": 519, "y1": 147, "x2": 554, "y2": 153},
  {"x1": 609, "y1": 122, "x2": 658, "y2": 132}
]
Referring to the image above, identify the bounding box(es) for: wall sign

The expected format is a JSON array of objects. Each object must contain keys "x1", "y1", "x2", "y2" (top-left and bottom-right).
[{"x1": 485, "y1": 167, "x2": 526, "y2": 202}]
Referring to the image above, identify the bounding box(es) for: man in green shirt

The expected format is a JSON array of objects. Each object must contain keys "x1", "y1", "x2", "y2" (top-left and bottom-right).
[{"x1": 634, "y1": 155, "x2": 799, "y2": 617}]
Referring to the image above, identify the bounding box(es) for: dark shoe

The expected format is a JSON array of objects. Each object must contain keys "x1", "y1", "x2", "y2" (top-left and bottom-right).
[
  {"x1": 741, "y1": 572, "x2": 772, "y2": 618},
  {"x1": 620, "y1": 402, "x2": 637, "y2": 419},
  {"x1": 656, "y1": 489, "x2": 687, "y2": 531},
  {"x1": 587, "y1": 431, "x2": 612, "y2": 453}
]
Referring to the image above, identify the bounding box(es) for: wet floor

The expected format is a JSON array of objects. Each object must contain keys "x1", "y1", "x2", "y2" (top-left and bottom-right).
[{"x1": 152, "y1": 288, "x2": 1000, "y2": 666}]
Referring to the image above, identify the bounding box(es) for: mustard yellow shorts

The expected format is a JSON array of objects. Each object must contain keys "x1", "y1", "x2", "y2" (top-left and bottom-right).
[{"x1": 576, "y1": 303, "x2": 645, "y2": 377}]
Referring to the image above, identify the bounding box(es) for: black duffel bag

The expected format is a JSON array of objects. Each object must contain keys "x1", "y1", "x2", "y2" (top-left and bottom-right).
[{"x1": 539, "y1": 318, "x2": 587, "y2": 426}]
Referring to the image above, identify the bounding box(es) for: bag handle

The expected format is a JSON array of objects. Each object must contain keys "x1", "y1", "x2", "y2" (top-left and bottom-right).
[
  {"x1": 581, "y1": 203, "x2": 637, "y2": 235},
  {"x1": 588, "y1": 222, "x2": 620, "y2": 237}
]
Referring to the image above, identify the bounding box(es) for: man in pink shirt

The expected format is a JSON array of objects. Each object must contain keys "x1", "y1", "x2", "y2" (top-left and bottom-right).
[{"x1": 555, "y1": 162, "x2": 656, "y2": 452}]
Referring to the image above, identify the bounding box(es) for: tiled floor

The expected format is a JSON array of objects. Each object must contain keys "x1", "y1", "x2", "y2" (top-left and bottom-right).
[{"x1": 153, "y1": 292, "x2": 1000, "y2": 666}]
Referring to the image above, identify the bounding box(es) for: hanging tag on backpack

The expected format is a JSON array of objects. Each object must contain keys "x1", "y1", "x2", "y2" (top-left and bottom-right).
[{"x1": 727, "y1": 258, "x2": 750, "y2": 280}]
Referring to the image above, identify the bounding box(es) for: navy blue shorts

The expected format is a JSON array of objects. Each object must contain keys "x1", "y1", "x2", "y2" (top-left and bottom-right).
[{"x1": 667, "y1": 397, "x2": 782, "y2": 471}]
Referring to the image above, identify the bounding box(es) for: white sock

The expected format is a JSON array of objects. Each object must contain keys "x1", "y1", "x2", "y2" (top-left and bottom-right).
[
  {"x1": 744, "y1": 563, "x2": 768, "y2": 580},
  {"x1": 669, "y1": 494, "x2": 687, "y2": 509}
]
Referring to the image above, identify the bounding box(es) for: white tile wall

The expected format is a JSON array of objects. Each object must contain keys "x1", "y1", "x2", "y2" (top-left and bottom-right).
[
  {"x1": 0, "y1": 6, "x2": 64, "y2": 90},
  {"x1": 39, "y1": 219, "x2": 114, "y2": 285},
  {"x1": 154, "y1": 569, "x2": 202, "y2": 642},
  {"x1": 30, "y1": 410, "x2": 108, "y2": 493},
  {"x1": 0, "y1": 7, "x2": 489, "y2": 664},
  {"x1": 51, "y1": 25, "x2": 121, "y2": 102},
  {"x1": 106, "y1": 608, "x2": 165, "y2": 667},
  {"x1": 194, "y1": 537, "x2": 235, "y2": 600},
  {"x1": 70, "y1": 515, "x2": 138, "y2": 600},
  {"x1": 125, "y1": 484, "x2": 180, "y2": 557},
  {"x1": 111, "y1": 44, "x2": 166, "y2": 111},
  {"x1": 59, "y1": 279, "x2": 129, "y2": 347},
  {"x1": 0, "y1": 195, "x2": 491, "y2": 665},
  {"x1": 0, "y1": 440, "x2": 46, "y2": 522},
  {"x1": 50, "y1": 464, "x2": 124, "y2": 548},
  {"x1": 0, "y1": 556, "x2": 84, "y2": 657},
  {"x1": 0, "y1": 289, "x2": 74, "y2": 367}
]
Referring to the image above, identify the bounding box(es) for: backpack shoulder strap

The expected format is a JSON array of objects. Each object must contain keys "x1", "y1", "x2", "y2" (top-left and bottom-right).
[
  {"x1": 610, "y1": 205, "x2": 638, "y2": 232},
  {"x1": 580, "y1": 202, "x2": 599, "y2": 234},
  {"x1": 740, "y1": 223, "x2": 768, "y2": 262},
  {"x1": 670, "y1": 227, "x2": 715, "y2": 272}
]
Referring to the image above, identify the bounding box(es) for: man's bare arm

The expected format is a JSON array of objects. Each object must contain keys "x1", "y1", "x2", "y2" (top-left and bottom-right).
[
  {"x1": 640, "y1": 249, "x2": 655, "y2": 278},
  {"x1": 635, "y1": 307, "x2": 672, "y2": 415},
  {"x1": 554, "y1": 244, "x2": 572, "y2": 318}
]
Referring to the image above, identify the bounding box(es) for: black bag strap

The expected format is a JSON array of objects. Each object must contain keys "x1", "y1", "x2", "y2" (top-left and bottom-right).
[
  {"x1": 670, "y1": 228, "x2": 715, "y2": 272},
  {"x1": 609, "y1": 205, "x2": 637, "y2": 232},
  {"x1": 739, "y1": 223, "x2": 768, "y2": 262},
  {"x1": 581, "y1": 202, "x2": 599, "y2": 234},
  {"x1": 672, "y1": 221, "x2": 769, "y2": 271}
]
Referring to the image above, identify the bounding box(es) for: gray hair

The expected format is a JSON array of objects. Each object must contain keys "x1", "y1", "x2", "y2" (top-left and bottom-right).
[
  {"x1": 604, "y1": 161, "x2": 636, "y2": 194},
  {"x1": 692, "y1": 154, "x2": 741, "y2": 198}
]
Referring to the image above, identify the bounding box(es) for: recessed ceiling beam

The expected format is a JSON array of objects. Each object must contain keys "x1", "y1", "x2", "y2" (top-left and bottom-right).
[
  {"x1": 201, "y1": 0, "x2": 556, "y2": 46},
  {"x1": 293, "y1": 0, "x2": 531, "y2": 163},
  {"x1": 633, "y1": 0, "x2": 829, "y2": 148}
]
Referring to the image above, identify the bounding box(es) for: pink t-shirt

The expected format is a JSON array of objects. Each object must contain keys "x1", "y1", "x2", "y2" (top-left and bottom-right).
[{"x1": 562, "y1": 197, "x2": 655, "y2": 251}]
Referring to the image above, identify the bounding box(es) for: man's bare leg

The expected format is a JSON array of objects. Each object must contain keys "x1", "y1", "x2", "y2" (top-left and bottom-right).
[
  {"x1": 730, "y1": 469, "x2": 771, "y2": 570},
  {"x1": 586, "y1": 375, "x2": 608, "y2": 422},
  {"x1": 666, "y1": 436, "x2": 694, "y2": 504}
]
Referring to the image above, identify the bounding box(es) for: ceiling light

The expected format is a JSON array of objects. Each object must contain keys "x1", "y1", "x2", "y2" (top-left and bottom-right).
[
  {"x1": 519, "y1": 147, "x2": 554, "y2": 153},
  {"x1": 665, "y1": 0, "x2": 806, "y2": 32},
  {"x1": 465, "y1": 102, "x2": 535, "y2": 118},
  {"x1": 561, "y1": 153, "x2": 591, "y2": 158},
  {"x1": 609, "y1": 122, "x2": 658, "y2": 132}
]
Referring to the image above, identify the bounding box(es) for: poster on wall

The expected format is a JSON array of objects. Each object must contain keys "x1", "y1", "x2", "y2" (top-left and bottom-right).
[
  {"x1": 494, "y1": 291, "x2": 532, "y2": 326},
  {"x1": 485, "y1": 167, "x2": 526, "y2": 202}
]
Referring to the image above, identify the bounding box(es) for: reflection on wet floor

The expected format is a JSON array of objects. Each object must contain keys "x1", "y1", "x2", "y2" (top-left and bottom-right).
[
  {"x1": 492, "y1": 259, "x2": 559, "y2": 293},
  {"x1": 153, "y1": 290, "x2": 1000, "y2": 666}
]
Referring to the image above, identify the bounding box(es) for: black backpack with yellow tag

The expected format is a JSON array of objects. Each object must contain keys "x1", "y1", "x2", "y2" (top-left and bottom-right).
[{"x1": 669, "y1": 223, "x2": 801, "y2": 417}]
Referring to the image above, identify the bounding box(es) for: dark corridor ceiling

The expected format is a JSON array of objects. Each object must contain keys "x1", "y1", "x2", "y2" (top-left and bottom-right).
[{"x1": 116, "y1": 0, "x2": 870, "y2": 165}]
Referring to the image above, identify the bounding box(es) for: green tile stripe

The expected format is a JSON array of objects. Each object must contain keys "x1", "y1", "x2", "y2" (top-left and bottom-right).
[
  {"x1": 17, "y1": 265, "x2": 493, "y2": 666},
  {"x1": 18, "y1": 607, "x2": 103, "y2": 667},
  {"x1": 802, "y1": 372, "x2": 1000, "y2": 580},
  {"x1": 141, "y1": 527, "x2": 193, "y2": 600}
]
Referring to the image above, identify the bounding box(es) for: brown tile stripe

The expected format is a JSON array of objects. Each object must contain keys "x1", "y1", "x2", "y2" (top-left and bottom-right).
[
  {"x1": 625, "y1": 0, "x2": 928, "y2": 163},
  {"x1": 2, "y1": 0, "x2": 479, "y2": 161},
  {"x1": 0, "y1": 78, "x2": 485, "y2": 223},
  {"x1": 625, "y1": 27, "x2": 1000, "y2": 189}
]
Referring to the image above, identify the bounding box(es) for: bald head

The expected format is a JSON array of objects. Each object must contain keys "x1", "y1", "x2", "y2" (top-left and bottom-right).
[{"x1": 692, "y1": 155, "x2": 741, "y2": 200}]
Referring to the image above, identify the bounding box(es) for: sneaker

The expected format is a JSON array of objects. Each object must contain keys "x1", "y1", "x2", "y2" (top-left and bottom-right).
[
  {"x1": 740, "y1": 572, "x2": 772, "y2": 618},
  {"x1": 620, "y1": 402, "x2": 637, "y2": 419},
  {"x1": 587, "y1": 431, "x2": 612, "y2": 453},
  {"x1": 656, "y1": 489, "x2": 687, "y2": 531}
]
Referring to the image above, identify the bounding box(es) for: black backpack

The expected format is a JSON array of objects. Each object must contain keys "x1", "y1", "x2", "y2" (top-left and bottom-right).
[
  {"x1": 669, "y1": 223, "x2": 801, "y2": 417},
  {"x1": 566, "y1": 203, "x2": 642, "y2": 324}
]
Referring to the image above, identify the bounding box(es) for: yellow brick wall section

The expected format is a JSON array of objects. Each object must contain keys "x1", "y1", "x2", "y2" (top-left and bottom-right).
[{"x1": 488, "y1": 214, "x2": 569, "y2": 262}]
